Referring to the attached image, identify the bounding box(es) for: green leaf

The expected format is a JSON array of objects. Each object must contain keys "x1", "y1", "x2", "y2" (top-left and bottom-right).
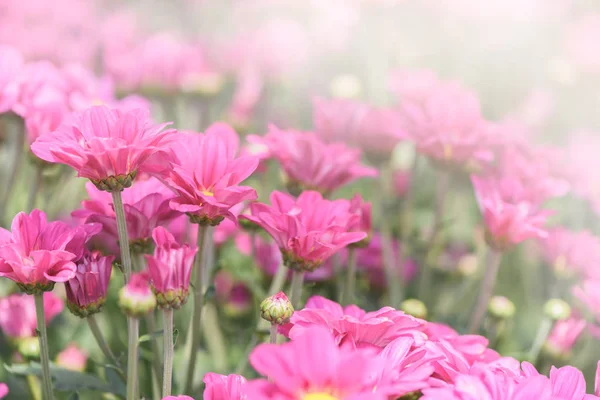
[
  {"x1": 138, "y1": 329, "x2": 164, "y2": 344},
  {"x1": 173, "y1": 328, "x2": 179, "y2": 346}
]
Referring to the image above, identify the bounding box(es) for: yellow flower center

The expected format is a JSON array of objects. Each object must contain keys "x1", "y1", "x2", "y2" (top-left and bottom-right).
[
  {"x1": 202, "y1": 190, "x2": 214, "y2": 197},
  {"x1": 303, "y1": 393, "x2": 338, "y2": 400}
]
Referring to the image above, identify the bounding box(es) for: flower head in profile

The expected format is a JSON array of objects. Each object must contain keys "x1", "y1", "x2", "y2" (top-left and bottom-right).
[
  {"x1": 31, "y1": 105, "x2": 177, "y2": 192},
  {"x1": 541, "y1": 229, "x2": 600, "y2": 280},
  {"x1": 146, "y1": 227, "x2": 197, "y2": 309},
  {"x1": 56, "y1": 343, "x2": 88, "y2": 372},
  {"x1": 203, "y1": 373, "x2": 247, "y2": 400},
  {"x1": 118, "y1": 271, "x2": 157, "y2": 317},
  {"x1": 248, "y1": 125, "x2": 377, "y2": 196},
  {"x1": 573, "y1": 280, "x2": 600, "y2": 325},
  {"x1": 544, "y1": 317, "x2": 586, "y2": 360},
  {"x1": 242, "y1": 191, "x2": 366, "y2": 271},
  {"x1": 165, "y1": 123, "x2": 258, "y2": 226},
  {"x1": 0, "y1": 210, "x2": 100, "y2": 294},
  {"x1": 0, "y1": 45, "x2": 24, "y2": 113},
  {"x1": 348, "y1": 194, "x2": 372, "y2": 247},
  {"x1": 0, "y1": 292, "x2": 63, "y2": 339},
  {"x1": 65, "y1": 251, "x2": 114, "y2": 318}
]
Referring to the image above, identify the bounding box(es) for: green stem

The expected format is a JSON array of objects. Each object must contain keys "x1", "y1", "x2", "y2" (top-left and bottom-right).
[
  {"x1": 468, "y1": 250, "x2": 503, "y2": 334},
  {"x1": 26, "y1": 167, "x2": 42, "y2": 212},
  {"x1": 111, "y1": 191, "x2": 133, "y2": 281},
  {"x1": 289, "y1": 271, "x2": 305, "y2": 309},
  {"x1": 342, "y1": 248, "x2": 357, "y2": 305},
  {"x1": 87, "y1": 314, "x2": 120, "y2": 368},
  {"x1": 379, "y1": 165, "x2": 402, "y2": 307},
  {"x1": 183, "y1": 224, "x2": 208, "y2": 394},
  {"x1": 162, "y1": 309, "x2": 174, "y2": 397},
  {"x1": 0, "y1": 118, "x2": 24, "y2": 224},
  {"x1": 269, "y1": 324, "x2": 278, "y2": 344},
  {"x1": 26, "y1": 375, "x2": 41, "y2": 400},
  {"x1": 34, "y1": 293, "x2": 54, "y2": 400},
  {"x1": 126, "y1": 317, "x2": 139, "y2": 400},
  {"x1": 267, "y1": 263, "x2": 288, "y2": 298},
  {"x1": 201, "y1": 303, "x2": 228, "y2": 372},
  {"x1": 527, "y1": 317, "x2": 553, "y2": 365}
]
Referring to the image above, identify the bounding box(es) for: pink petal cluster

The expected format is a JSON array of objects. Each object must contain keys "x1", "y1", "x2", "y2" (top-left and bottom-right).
[
  {"x1": 65, "y1": 251, "x2": 114, "y2": 317},
  {"x1": 203, "y1": 373, "x2": 247, "y2": 400},
  {"x1": 165, "y1": 123, "x2": 258, "y2": 226},
  {"x1": 545, "y1": 317, "x2": 587, "y2": 358},
  {"x1": 146, "y1": 227, "x2": 197, "y2": 309},
  {"x1": 242, "y1": 191, "x2": 367, "y2": 271},
  {"x1": 0, "y1": 210, "x2": 100, "y2": 293},
  {"x1": 0, "y1": 292, "x2": 63, "y2": 338},
  {"x1": 31, "y1": 105, "x2": 177, "y2": 188},
  {"x1": 248, "y1": 125, "x2": 377, "y2": 195}
]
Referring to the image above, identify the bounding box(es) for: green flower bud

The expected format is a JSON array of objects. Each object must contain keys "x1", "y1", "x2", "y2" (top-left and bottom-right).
[
  {"x1": 544, "y1": 299, "x2": 571, "y2": 321},
  {"x1": 488, "y1": 296, "x2": 516, "y2": 319},
  {"x1": 260, "y1": 292, "x2": 294, "y2": 325},
  {"x1": 400, "y1": 299, "x2": 428, "y2": 320}
]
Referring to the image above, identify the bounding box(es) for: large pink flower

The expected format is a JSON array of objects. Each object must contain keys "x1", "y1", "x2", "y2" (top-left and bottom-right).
[
  {"x1": 146, "y1": 226, "x2": 197, "y2": 309},
  {"x1": 285, "y1": 295, "x2": 426, "y2": 350},
  {"x1": 0, "y1": 45, "x2": 24, "y2": 113},
  {"x1": 0, "y1": 292, "x2": 63, "y2": 338},
  {"x1": 242, "y1": 191, "x2": 366, "y2": 271},
  {"x1": 72, "y1": 177, "x2": 180, "y2": 254},
  {"x1": 203, "y1": 373, "x2": 247, "y2": 400},
  {"x1": 248, "y1": 126, "x2": 377, "y2": 195},
  {"x1": 247, "y1": 326, "x2": 389, "y2": 400},
  {"x1": 0, "y1": 210, "x2": 100, "y2": 293},
  {"x1": 65, "y1": 250, "x2": 114, "y2": 317},
  {"x1": 165, "y1": 123, "x2": 258, "y2": 226},
  {"x1": 31, "y1": 105, "x2": 177, "y2": 191}
]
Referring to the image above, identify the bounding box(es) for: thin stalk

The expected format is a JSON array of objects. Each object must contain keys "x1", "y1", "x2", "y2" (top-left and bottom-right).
[
  {"x1": 26, "y1": 167, "x2": 42, "y2": 212},
  {"x1": 87, "y1": 314, "x2": 120, "y2": 368},
  {"x1": 183, "y1": 224, "x2": 208, "y2": 394},
  {"x1": 0, "y1": 118, "x2": 24, "y2": 223},
  {"x1": 289, "y1": 271, "x2": 305, "y2": 309},
  {"x1": 26, "y1": 375, "x2": 41, "y2": 400},
  {"x1": 126, "y1": 317, "x2": 139, "y2": 400},
  {"x1": 111, "y1": 191, "x2": 133, "y2": 281},
  {"x1": 145, "y1": 313, "x2": 163, "y2": 388},
  {"x1": 269, "y1": 324, "x2": 278, "y2": 344},
  {"x1": 379, "y1": 165, "x2": 402, "y2": 306},
  {"x1": 468, "y1": 250, "x2": 503, "y2": 334},
  {"x1": 162, "y1": 309, "x2": 174, "y2": 397},
  {"x1": 34, "y1": 293, "x2": 54, "y2": 400},
  {"x1": 201, "y1": 303, "x2": 228, "y2": 372},
  {"x1": 267, "y1": 263, "x2": 288, "y2": 298},
  {"x1": 527, "y1": 317, "x2": 553, "y2": 365},
  {"x1": 342, "y1": 248, "x2": 358, "y2": 305}
]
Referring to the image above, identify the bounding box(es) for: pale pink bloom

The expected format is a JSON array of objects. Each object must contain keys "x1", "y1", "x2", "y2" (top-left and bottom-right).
[
  {"x1": 471, "y1": 175, "x2": 551, "y2": 251},
  {"x1": 545, "y1": 317, "x2": 586, "y2": 357},
  {"x1": 286, "y1": 295, "x2": 426, "y2": 350},
  {"x1": 0, "y1": 210, "x2": 100, "y2": 291},
  {"x1": 72, "y1": 178, "x2": 180, "y2": 253},
  {"x1": 203, "y1": 373, "x2": 247, "y2": 400},
  {"x1": 24, "y1": 95, "x2": 70, "y2": 145},
  {"x1": 250, "y1": 126, "x2": 377, "y2": 195},
  {"x1": 214, "y1": 270, "x2": 253, "y2": 316},
  {"x1": 56, "y1": 343, "x2": 87, "y2": 372},
  {"x1": 0, "y1": 383, "x2": 7, "y2": 399},
  {"x1": 0, "y1": 292, "x2": 63, "y2": 338},
  {"x1": 227, "y1": 66, "x2": 263, "y2": 129},
  {"x1": 65, "y1": 251, "x2": 114, "y2": 316},
  {"x1": 563, "y1": 14, "x2": 600, "y2": 73},
  {"x1": 166, "y1": 123, "x2": 258, "y2": 226},
  {"x1": 0, "y1": 45, "x2": 24, "y2": 113},
  {"x1": 10, "y1": 61, "x2": 69, "y2": 117},
  {"x1": 540, "y1": 229, "x2": 600, "y2": 279},
  {"x1": 348, "y1": 194, "x2": 372, "y2": 243},
  {"x1": 146, "y1": 227, "x2": 197, "y2": 308},
  {"x1": 247, "y1": 326, "x2": 390, "y2": 400},
  {"x1": 31, "y1": 105, "x2": 177, "y2": 185},
  {"x1": 242, "y1": 191, "x2": 366, "y2": 271},
  {"x1": 573, "y1": 280, "x2": 600, "y2": 324}
]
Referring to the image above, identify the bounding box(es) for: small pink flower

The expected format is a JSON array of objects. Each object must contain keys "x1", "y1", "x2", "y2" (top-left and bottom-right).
[
  {"x1": 203, "y1": 373, "x2": 247, "y2": 400},
  {"x1": 146, "y1": 227, "x2": 197, "y2": 309},
  {"x1": 166, "y1": 123, "x2": 258, "y2": 226},
  {"x1": 0, "y1": 210, "x2": 100, "y2": 293},
  {"x1": 545, "y1": 317, "x2": 586, "y2": 357},
  {"x1": 0, "y1": 383, "x2": 7, "y2": 399},
  {"x1": 471, "y1": 175, "x2": 551, "y2": 251},
  {"x1": 56, "y1": 343, "x2": 88, "y2": 372},
  {"x1": 31, "y1": 105, "x2": 178, "y2": 191},
  {"x1": 0, "y1": 292, "x2": 63, "y2": 338},
  {"x1": 65, "y1": 251, "x2": 114, "y2": 317},
  {"x1": 242, "y1": 191, "x2": 366, "y2": 271},
  {"x1": 573, "y1": 280, "x2": 600, "y2": 324},
  {"x1": 249, "y1": 126, "x2": 377, "y2": 195},
  {"x1": 540, "y1": 229, "x2": 600, "y2": 279},
  {"x1": 0, "y1": 45, "x2": 24, "y2": 113},
  {"x1": 214, "y1": 270, "x2": 253, "y2": 316}
]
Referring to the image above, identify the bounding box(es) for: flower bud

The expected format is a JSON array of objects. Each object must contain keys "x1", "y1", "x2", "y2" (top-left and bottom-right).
[
  {"x1": 544, "y1": 299, "x2": 571, "y2": 321},
  {"x1": 56, "y1": 344, "x2": 87, "y2": 372},
  {"x1": 118, "y1": 272, "x2": 157, "y2": 318},
  {"x1": 260, "y1": 292, "x2": 294, "y2": 325},
  {"x1": 66, "y1": 251, "x2": 114, "y2": 318},
  {"x1": 400, "y1": 299, "x2": 428, "y2": 320},
  {"x1": 17, "y1": 337, "x2": 40, "y2": 360},
  {"x1": 488, "y1": 296, "x2": 516, "y2": 319}
]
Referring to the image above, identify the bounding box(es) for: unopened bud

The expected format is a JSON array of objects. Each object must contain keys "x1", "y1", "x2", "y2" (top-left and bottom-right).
[
  {"x1": 260, "y1": 292, "x2": 294, "y2": 325},
  {"x1": 17, "y1": 337, "x2": 40, "y2": 360},
  {"x1": 400, "y1": 299, "x2": 428, "y2": 319},
  {"x1": 488, "y1": 296, "x2": 515, "y2": 319},
  {"x1": 544, "y1": 299, "x2": 571, "y2": 321},
  {"x1": 118, "y1": 272, "x2": 157, "y2": 318}
]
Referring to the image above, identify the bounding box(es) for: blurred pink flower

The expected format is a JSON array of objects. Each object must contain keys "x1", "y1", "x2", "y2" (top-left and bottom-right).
[
  {"x1": 65, "y1": 251, "x2": 114, "y2": 317},
  {"x1": 242, "y1": 191, "x2": 366, "y2": 271},
  {"x1": 0, "y1": 383, "x2": 7, "y2": 399},
  {"x1": 540, "y1": 229, "x2": 600, "y2": 279},
  {"x1": 573, "y1": 280, "x2": 600, "y2": 324},
  {"x1": 348, "y1": 194, "x2": 372, "y2": 245},
  {"x1": 56, "y1": 343, "x2": 87, "y2": 372},
  {"x1": 250, "y1": 126, "x2": 377, "y2": 195},
  {"x1": 31, "y1": 106, "x2": 177, "y2": 190},
  {"x1": 10, "y1": 61, "x2": 68, "y2": 117},
  {"x1": 0, "y1": 210, "x2": 100, "y2": 293},
  {"x1": 166, "y1": 123, "x2": 258, "y2": 226},
  {"x1": 146, "y1": 227, "x2": 197, "y2": 309},
  {"x1": 0, "y1": 45, "x2": 24, "y2": 113},
  {"x1": 227, "y1": 66, "x2": 263, "y2": 129},
  {"x1": 392, "y1": 169, "x2": 412, "y2": 198},
  {"x1": 214, "y1": 270, "x2": 253, "y2": 317},
  {"x1": 286, "y1": 295, "x2": 426, "y2": 350},
  {"x1": 524, "y1": 364, "x2": 600, "y2": 400},
  {"x1": 471, "y1": 175, "x2": 551, "y2": 251},
  {"x1": 0, "y1": 292, "x2": 63, "y2": 338},
  {"x1": 203, "y1": 373, "x2": 247, "y2": 400},
  {"x1": 545, "y1": 317, "x2": 586, "y2": 358}
]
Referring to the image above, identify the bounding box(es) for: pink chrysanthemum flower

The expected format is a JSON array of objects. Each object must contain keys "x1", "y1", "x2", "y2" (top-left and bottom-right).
[
  {"x1": 0, "y1": 292, "x2": 63, "y2": 338},
  {"x1": 165, "y1": 123, "x2": 258, "y2": 226},
  {"x1": 285, "y1": 295, "x2": 426, "y2": 350},
  {"x1": 72, "y1": 177, "x2": 180, "y2": 254},
  {"x1": 203, "y1": 373, "x2": 247, "y2": 400},
  {"x1": 0, "y1": 45, "x2": 24, "y2": 114},
  {"x1": 248, "y1": 125, "x2": 377, "y2": 196},
  {"x1": 0, "y1": 382, "x2": 7, "y2": 399},
  {"x1": 242, "y1": 191, "x2": 366, "y2": 271},
  {"x1": 31, "y1": 105, "x2": 178, "y2": 192},
  {"x1": 0, "y1": 210, "x2": 100, "y2": 293},
  {"x1": 56, "y1": 343, "x2": 88, "y2": 372},
  {"x1": 545, "y1": 317, "x2": 586, "y2": 359},
  {"x1": 573, "y1": 280, "x2": 600, "y2": 325},
  {"x1": 540, "y1": 229, "x2": 600, "y2": 280}
]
